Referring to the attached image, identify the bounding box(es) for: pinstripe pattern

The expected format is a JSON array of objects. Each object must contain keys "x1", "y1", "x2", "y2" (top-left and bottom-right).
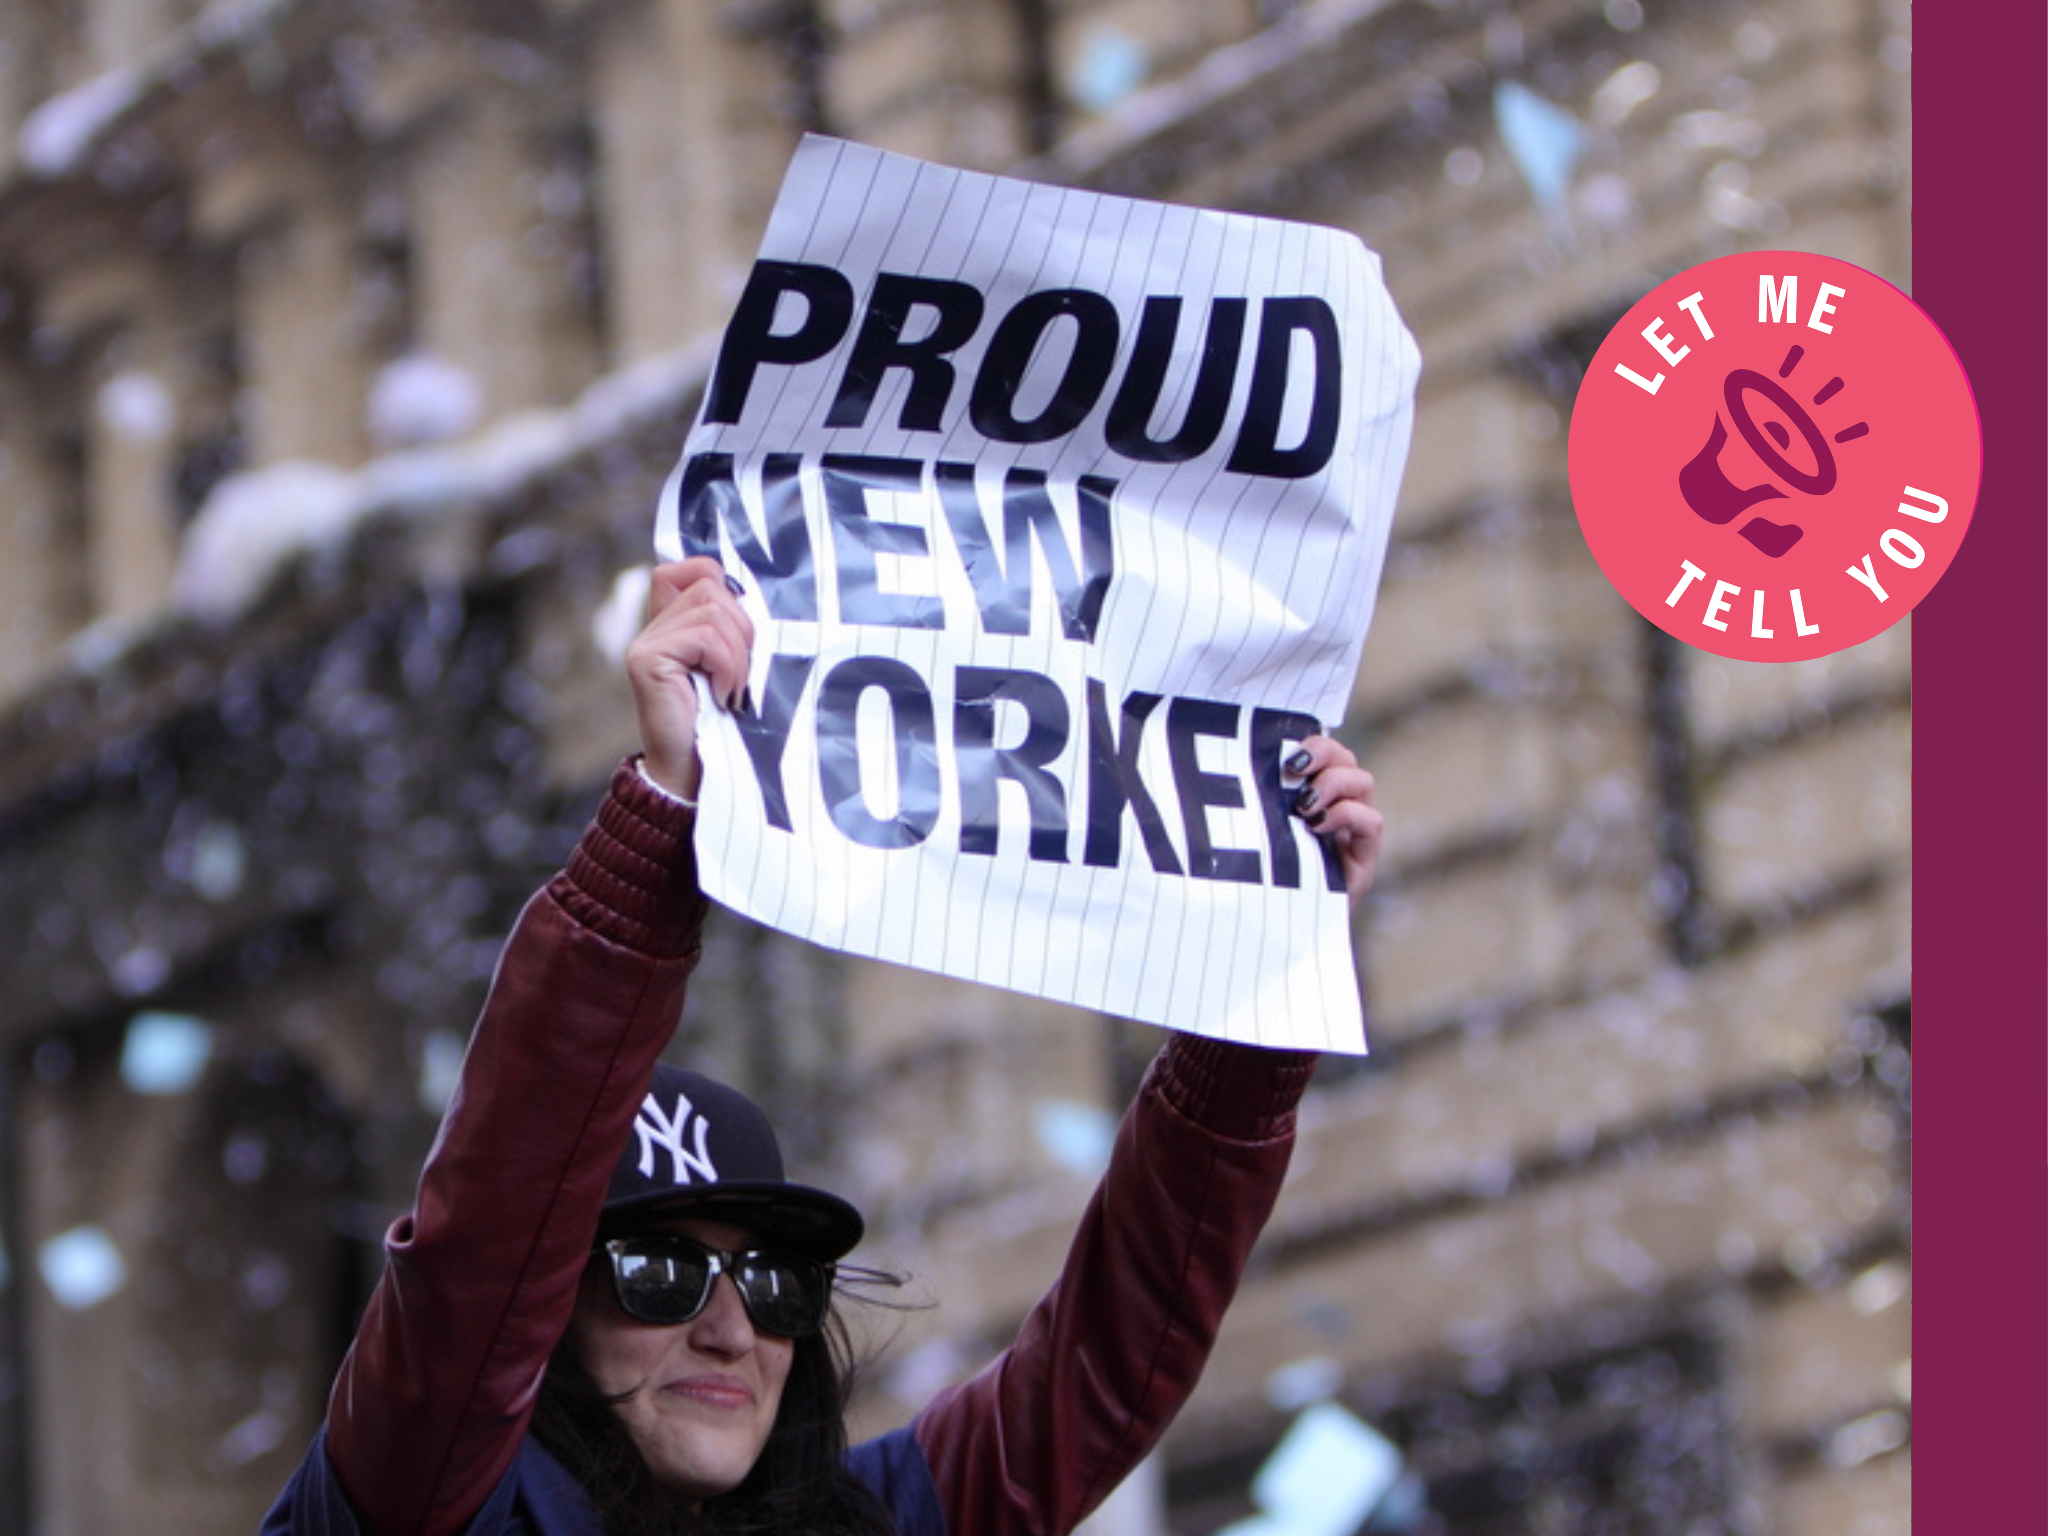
[{"x1": 654, "y1": 137, "x2": 1418, "y2": 1052}]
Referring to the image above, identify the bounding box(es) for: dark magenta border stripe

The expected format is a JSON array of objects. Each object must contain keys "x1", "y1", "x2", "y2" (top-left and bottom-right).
[{"x1": 1913, "y1": 2, "x2": 2046, "y2": 1526}]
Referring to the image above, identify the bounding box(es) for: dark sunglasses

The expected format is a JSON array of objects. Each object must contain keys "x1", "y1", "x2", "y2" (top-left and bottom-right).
[{"x1": 598, "y1": 1234, "x2": 834, "y2": 1339}]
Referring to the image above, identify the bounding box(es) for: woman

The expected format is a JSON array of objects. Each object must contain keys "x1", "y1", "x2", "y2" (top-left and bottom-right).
[{"x1": 262, "y1": 558, "x2": 1385, "y2": 1536}]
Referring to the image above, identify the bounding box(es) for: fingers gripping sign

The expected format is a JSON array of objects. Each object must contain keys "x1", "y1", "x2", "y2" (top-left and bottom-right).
[
  {"x1": 1283, "y1": 737, "x2": 1384, "y2": 908},
  {"x1": 627, "y1": 558, "x2": 756, "y2": 801}
]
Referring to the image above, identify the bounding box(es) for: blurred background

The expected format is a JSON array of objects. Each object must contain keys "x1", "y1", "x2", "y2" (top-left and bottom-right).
[{"x1": 0, "y1": 0, "x2": 1911, "y2": 1532}]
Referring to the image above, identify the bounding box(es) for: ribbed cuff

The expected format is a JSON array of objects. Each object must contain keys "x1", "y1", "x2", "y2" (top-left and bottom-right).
[
  {"x1": 555, "y1": 758, "x2": 708, "y2": 958},
  {"x1": 1151, "y1": 1034, "x2": 1319, "y2": 1143},
  {"x1": 635, "y1": 758, "x2": 698, "y2": 808}
]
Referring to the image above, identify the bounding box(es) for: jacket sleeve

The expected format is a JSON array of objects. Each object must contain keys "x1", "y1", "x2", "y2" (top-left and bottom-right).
[
  {"x1": 912, "y1": 1034, "x2": 1317, "y2": 1536},
  {"x1": 324, "y1": 761, "x2": 709, "y2": 1536}
]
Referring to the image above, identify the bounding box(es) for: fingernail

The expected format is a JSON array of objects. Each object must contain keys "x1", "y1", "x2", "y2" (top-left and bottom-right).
[
  {"x1": 1284, "y1": 748, "x2": 1313, "y2": 775},
  {"x1": 739, "y1": 686, "x2": 754, "y2": 717},
  {"x1": 1306, "y1": 808, "x2": 1327, "y2": 828},
  {"x1": 1292, "y1": 784, "x2": 1319, "y2": 815},
  {"x1": 723, "y1": 572, "x2": 745, "y2": 596}
]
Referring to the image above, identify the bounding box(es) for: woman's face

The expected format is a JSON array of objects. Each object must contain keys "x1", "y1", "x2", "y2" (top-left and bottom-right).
[{"x1": 569, "y1": 1216, "x2": 796, "y2": 1505}]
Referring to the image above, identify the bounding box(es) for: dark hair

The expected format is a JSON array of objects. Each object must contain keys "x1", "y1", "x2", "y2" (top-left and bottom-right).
[{"x1": 532, "y1": 1287, "x2": 902, "y2": 1536}]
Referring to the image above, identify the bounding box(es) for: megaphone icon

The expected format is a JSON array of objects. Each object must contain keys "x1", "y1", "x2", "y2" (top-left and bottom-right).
[{"x1": 1678, "y1": 348, "x2": 1867, "y2": 557}]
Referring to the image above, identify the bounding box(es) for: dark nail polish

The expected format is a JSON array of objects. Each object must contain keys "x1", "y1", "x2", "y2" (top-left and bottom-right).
[
  {"x1": 1306, "y1": 808, "x2": 1327, "y2": 828},
  {"x1": 1284, "y1": 748, "x2": 1313, "y2": 775},
  {"x1": 723, "y1": 573, "x2": 745, "y2": 596},
  {"x1": 1292, "y1": 784, "x2": 1319, "y2": 815},
  {"x1": 740, "y1": 686, "x2": 755, "y2": 717}
]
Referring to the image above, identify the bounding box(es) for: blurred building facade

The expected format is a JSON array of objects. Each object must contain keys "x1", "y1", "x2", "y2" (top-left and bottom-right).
[{"x1": 0, "y1": 1, "x2": 1910, "y2": 1533}]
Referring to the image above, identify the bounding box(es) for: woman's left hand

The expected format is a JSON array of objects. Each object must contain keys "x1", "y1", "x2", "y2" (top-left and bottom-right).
[{"x1": 1286, "y1": 736, "x2": 1384, "y2": 908}]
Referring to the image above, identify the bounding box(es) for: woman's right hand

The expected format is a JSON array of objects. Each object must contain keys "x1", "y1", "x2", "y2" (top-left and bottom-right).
[{"x1": 625, "y1": 558, "x2": 755, "y2": 801}]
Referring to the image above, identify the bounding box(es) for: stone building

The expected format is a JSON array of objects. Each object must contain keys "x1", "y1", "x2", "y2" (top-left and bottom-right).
[{"x1": 0, "y1": 1, "x2": 1910, "y2": 1534}]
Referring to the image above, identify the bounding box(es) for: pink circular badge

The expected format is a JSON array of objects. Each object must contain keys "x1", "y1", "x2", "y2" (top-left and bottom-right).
[{"x1": 1568, "y1": 250, "x2": 1981, "y2": 662}]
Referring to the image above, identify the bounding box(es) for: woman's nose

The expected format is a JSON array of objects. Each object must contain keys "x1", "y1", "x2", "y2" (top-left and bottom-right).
[{"x1": 686, "y1": 1274, "x2": 757, "y2": 1354}]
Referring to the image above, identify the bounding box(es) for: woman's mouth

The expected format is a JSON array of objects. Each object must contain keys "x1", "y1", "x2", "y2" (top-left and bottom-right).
[{"x1": 665, "y1": 1374, "x2": 754, "y2": 1410}]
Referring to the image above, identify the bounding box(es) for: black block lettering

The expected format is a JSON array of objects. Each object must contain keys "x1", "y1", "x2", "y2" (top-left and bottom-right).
[
  {"x1": 816, "y1": 657, "x2": 940, "y2": 848},
  {"x1": 736, "y1": 654, "x2": 818, "y2": 831},
  {"x1": 970, "y1": 288, "x2": 1121, "y2": 443},
  {"x1": 954, "y1": 666, "x2": 1070, "y2": 862},
  {"x1": 705, "y1": 260, "x2": 855, "y2": 425},
  {"x1": 935, "y1": 463, "x2": 1116, "y2": 641},
  {"x1": 1225, "y1": 296, "x2": 1343, "y2": 479},
  {"x1": 825, "y1": 273, "x2": 985, "y2": 432},
  {"x1": 1168, "y1": 697, "x2": 1261, "y2": 883},
  {"x1": 1105, "y1": 296, "x2": 1247, "y2": 463},
  {"x1": 1082, "y1": 680, "x2": 1182, "y2": 874},
  {"x1": 674, "y1": 453, "x2": 818, "y2": 621},
  {"x1": 821, "y1": 455, "x2": 945, "y2": 630}
]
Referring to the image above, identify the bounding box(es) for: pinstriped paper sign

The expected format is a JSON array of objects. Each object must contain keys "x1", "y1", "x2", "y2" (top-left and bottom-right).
[{"x1": 656, "y1": 136, "x2": 1418, "y2": 1052}]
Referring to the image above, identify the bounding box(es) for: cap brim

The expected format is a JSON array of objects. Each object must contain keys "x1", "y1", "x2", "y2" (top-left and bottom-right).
[{"x1": 597, "y1": 1179, "x2": 864, "y2": 1261}]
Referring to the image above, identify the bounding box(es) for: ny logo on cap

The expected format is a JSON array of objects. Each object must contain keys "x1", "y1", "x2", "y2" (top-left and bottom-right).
[{"x1": 634, "y1": 1089, "x2": 718, "y2": 1186}]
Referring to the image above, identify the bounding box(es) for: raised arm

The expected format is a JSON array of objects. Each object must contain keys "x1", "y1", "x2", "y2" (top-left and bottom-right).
[
  {"x1": 303, "y1": 562, "x2": 748, "y2": 1536},
  {"x1": 912, "y1": 1034, "x2": 1316, "y2": 1536},
  {"x1": 911, "y1": 740, "x2": 1381, "y2": 1536}
]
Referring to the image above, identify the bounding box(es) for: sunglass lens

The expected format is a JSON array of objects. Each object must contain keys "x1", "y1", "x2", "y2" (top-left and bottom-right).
[
  {"x1": 613, "y1": 1242, "x2": 715, "y2": 1325},
  {"x1": 734, "y1": 1254, "x2": 830, "y2": 1338}
]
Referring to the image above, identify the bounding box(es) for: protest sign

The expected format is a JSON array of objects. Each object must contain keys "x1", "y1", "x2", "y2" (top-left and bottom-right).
[{"x1": 655, "y1": 136, "x2": 1418, "y2": 1051}]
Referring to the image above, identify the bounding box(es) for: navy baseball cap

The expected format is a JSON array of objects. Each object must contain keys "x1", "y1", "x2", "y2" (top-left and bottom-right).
[{"x1": 600, "y1": 1064, "x2": 864, "y2": 1261}]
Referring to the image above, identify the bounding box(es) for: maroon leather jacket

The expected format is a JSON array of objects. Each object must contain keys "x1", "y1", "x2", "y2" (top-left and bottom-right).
[{"x1": 313, "y1": 761, "x2": 1316, "y2": 1536}]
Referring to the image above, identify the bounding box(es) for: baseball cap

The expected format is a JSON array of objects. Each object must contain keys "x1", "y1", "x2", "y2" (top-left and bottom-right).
[{"x1": 599, "y1": 1063, "x2": 864, "y2": 1261}]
